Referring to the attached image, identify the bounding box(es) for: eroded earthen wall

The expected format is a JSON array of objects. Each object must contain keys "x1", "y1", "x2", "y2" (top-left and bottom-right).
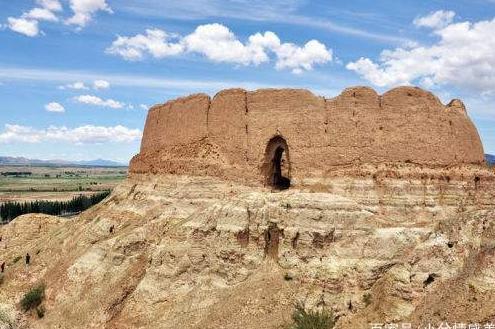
[
  {"x1": 130, "y1": 86, "x2": 485, "y2": 183},
  {"x1": 209, "y1": 89, "x2": 248, "y2": 166},
  {"x1": 140, "y1": 93, "x2": 209, "y2": 152}
]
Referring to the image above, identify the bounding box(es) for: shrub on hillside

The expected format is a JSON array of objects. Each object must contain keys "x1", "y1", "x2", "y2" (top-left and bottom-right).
[
  {"x1": 20, "y1": 284, "x2": 45, "y2": 312},
  {"x1": 289, "y1": 302, "x2": 335, "y2": 329}
]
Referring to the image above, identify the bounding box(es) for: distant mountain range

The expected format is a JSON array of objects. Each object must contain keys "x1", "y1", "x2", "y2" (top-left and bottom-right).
[
  {"x1": 486, "y1": 154, "x2": 495, "y2": 166},
  {"x1": 0, "y1": 156, "x2": 127, "y2": 167}
]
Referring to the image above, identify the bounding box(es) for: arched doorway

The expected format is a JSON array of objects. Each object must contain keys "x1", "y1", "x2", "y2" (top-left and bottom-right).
[{"x1": 262, "y1": 136, "x2": 291, "y2": 189}]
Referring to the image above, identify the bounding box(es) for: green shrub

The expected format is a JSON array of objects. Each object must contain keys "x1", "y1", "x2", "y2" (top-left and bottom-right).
[
  {"x1": 289, "y1": 302, "x2": 335, "y2": 329},
  {"x1": 12, "y1": 256, "x2": 22, "y2": 264},
  {"x1": 20, "y1": 284, "x2": 45, "y2": 311}
]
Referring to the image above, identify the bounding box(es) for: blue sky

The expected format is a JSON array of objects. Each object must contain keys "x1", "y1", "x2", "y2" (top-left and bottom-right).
[{"x1": 1, "y1": 0, "x2": 494, "y2": 163}]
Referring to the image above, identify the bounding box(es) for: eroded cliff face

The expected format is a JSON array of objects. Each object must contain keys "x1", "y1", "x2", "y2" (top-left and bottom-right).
[
  {"x1": 130, "y1": 87, "x2": 484, "y2": 185},
  {"x1": 1, "y1": 165, "x2": 495, "y2": 329}
]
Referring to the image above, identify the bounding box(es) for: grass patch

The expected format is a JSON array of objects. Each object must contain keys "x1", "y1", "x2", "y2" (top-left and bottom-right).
[
  {"x1": 288, "y1": 302, "x2": 335, "y2": 329},
  {"x1": 20, "y1": 283, "x2": 45, "y2": 312}
]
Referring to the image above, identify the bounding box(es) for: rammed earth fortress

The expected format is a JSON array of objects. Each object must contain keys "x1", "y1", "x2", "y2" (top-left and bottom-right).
[{"x1": 130, "y1": 86, "x2": 484, "y2": 188}]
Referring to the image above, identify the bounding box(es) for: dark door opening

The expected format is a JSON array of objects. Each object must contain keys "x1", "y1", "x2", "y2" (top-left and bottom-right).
[{"x1": 263, "y1": 136, "x2": 291, "y2": 190}]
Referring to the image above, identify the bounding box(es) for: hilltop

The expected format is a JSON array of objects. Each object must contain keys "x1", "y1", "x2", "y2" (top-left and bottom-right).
[{"x1": 1, "y1": 86, "x2": 494, "y2": 329}]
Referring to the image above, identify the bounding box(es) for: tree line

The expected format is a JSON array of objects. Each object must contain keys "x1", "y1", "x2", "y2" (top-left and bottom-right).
[
  {"x1": 1, "y1": 171, "x2": 32, "y2": 176},
  {"x1": 0, "y1": 191, "x2": 110, "y2": 223}
]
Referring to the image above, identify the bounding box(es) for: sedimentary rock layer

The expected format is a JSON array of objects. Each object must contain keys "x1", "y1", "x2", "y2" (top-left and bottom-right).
[{"x1": 130, "y1": 86, "x2": 485, "y2": 184}]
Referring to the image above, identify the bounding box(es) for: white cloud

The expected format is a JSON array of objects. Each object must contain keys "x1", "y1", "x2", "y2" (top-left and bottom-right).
[
  {"x1": 59, "y1": 80, "x2": 110, "y2": 90},
  {"x1": 182, "y1": 24, "x2": 270, "y2": 65},
  {"x1": 7, "y1": 17, "x2": 39, "y2": 37},
  {"x1": 139, "y1": 104, "x2": 148, "y2": 110},
  {"x1": 106, "y1": 29, "x2": 184, "y2": 61},
  {"x1": 45, "y1": 102, "x2": 65, "y2": 113},
  {"x1": 6, "y1": 0, "x2": 108, "y2": 36},
  {"x1": 24, "y1": 8, "x2": 59, "y2": 22},
  {"x1": 0, "y1": 124, "x2": 141, "y2": 144},
  {"x1": 414, "y1": 10, "x2": 455, "y2": 29},
  {"x1": 66, "y1": 0, "x2": 113, "y2": 27},
  {"x1": 107, "y1": 23, "x2": 333, "y2": 73},
  {"x1": 274, "y1": 39, "x2": 332, "y2": 74},
  {"x1": 75, "y1": 95, "x2": 125, "y2": 109},
  {"x1": 36, "y1": 0, "x2": 63, "y2": 12},
  {"x1": 59, "y1": 81, "x2": 89, "y2": 90},
  {"x1": 346, "y1": 14, "x2": 495, "y2": 93},
  {"x1": 93, "y1": 79, "x2": 110, "y2": 89},
  {"x1": 6, "y1": 0, "x2": 62, "y2": 37}
]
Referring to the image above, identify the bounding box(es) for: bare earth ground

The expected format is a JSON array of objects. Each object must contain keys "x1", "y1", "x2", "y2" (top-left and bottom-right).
[{"x1": 0, "y1": 165, "x2": 127, "y2": 202}]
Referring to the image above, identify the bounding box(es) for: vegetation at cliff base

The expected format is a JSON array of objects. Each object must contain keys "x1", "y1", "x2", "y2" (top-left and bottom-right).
[
  {"x1": 0, "y1": 191, "x2": 110, "y2": 223},
  {"x1": 289, "y1": 303, "x2": 335, "y2": 329}
]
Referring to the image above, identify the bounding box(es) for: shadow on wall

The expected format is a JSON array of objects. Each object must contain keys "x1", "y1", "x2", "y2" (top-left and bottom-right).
[{"x1": 262, "y1": 136, "x2": 291, "y2": 190}]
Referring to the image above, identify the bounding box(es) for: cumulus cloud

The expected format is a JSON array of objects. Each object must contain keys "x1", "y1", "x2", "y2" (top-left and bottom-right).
[
  {"x1": 6, "y1": 0, "x2": 111, "y2": 36},
  {"x1": 106, "y1": 29, "x2": 184, "y2": 61},
  {"x1": 59, "y1": 81, "x2": 89, "y2": 90},
  {"x1": 6, "y1": 0, "x2": 62, "y2": 37},
  {"x1": 7, "y1": 17, "x2": 39, "y2": 37},
  {"x1": 274, "y1": 39, "x2": 332, "y2": 74},
  {"x1": 93, "y1": 79, "x2": 110, "y2": 89},
  {"x1": 0, "y1": 124, "x2": 141, "y2": 144},
  {"x1": 45, "y1": 102, "x2": 65, "y2": 113},
  {"x1": 24, "y1": 8, "x2": 59, "y2": 22},
  {"x1": 66, "y1": 0, "x2": 112, "y2": 27},
  {"x1": 36, "y1": 0, "x2": 63, "y2": 12},
  {"x1": 75, "y1": 95, "x2": 125, "y2": 109},
  {"x1": 106, "y1": 23, "x2": 332, "y2": 73},
  {"x1": 139, "y1": 104, "x2": 148, "y2": 110},
  {"x1": 346, "y1": 13, "x2": 495, "y2": 93},
  {"x1": 414, "y1": 10, "x2": 455, "y2": 29},
  {"x1": 182, "y1": 24, "x2": 270, "y2": 65}
]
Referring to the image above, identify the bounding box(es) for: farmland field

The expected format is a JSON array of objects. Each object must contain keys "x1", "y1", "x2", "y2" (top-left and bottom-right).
[{"x1": 0, "y1": 165, "x2": 127, "y2": 203}]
